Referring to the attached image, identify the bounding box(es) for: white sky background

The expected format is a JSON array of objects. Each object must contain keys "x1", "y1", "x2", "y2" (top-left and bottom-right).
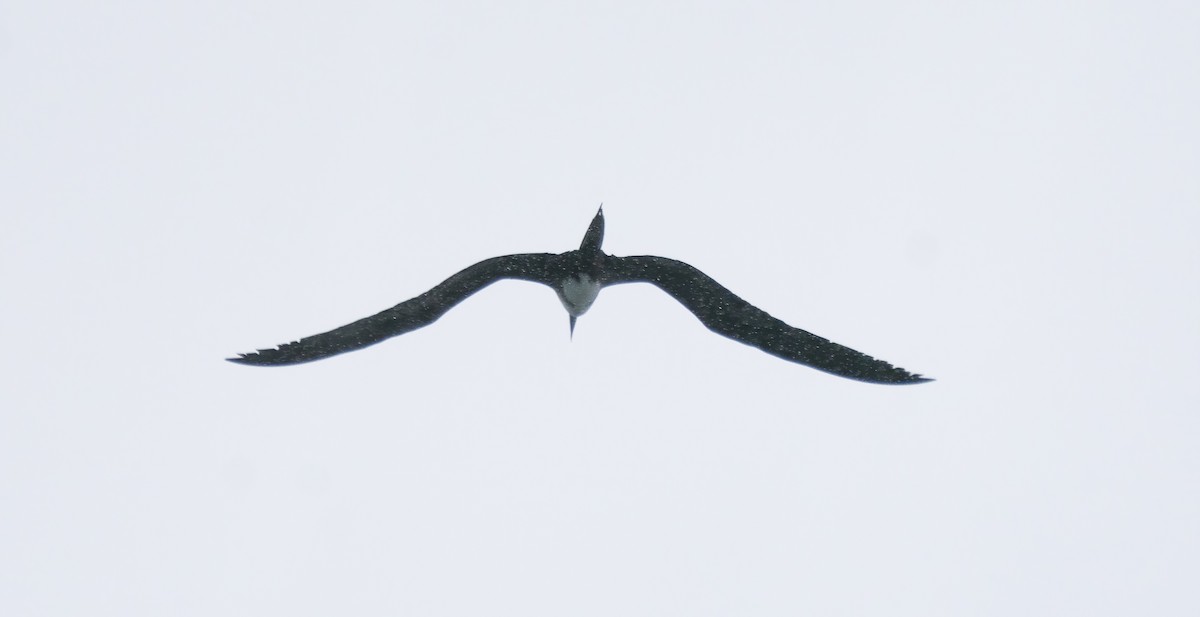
[{"x1": 2, "y1": 1, "x2": 1197, "y2": 615}]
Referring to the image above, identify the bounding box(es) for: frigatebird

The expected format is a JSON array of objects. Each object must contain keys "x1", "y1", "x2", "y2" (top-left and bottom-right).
[{"x1": 229, "y1": 207, "x2": 930, "y2": 384}]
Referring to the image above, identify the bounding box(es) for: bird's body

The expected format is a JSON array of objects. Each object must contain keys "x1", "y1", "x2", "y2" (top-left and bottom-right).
[{"x1": 230, "y1": 207, "x2": 930, "y2": 384}]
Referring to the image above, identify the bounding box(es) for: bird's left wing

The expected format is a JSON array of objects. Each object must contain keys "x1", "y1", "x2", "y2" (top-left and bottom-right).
[
  {"x1": 602, "y1": 255, "x2": 930, "y2": 384},
  {"x1": 229, "y1": 253, "x2": 556, "y2": 366}
]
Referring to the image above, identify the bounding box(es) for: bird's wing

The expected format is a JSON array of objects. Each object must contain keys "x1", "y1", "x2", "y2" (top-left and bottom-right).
[
  {"x1": 229, "y1": 253, "x2": 557, "y2": 366},
  {"x1": 602, "y1": 255, "x2": 930, "y2": 384}
]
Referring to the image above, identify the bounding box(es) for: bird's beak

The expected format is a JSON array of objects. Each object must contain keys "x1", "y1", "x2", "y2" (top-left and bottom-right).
[{"x1": 569, "y1": 316, "x2": 577, "y2": 340}]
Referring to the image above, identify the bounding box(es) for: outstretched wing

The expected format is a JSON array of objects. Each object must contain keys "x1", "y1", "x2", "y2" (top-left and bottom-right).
[
  {"x1": 602, "y1": 255, "x2": 930, "y2": 384},
  {"x1": 229, "y1": 253, "x2": 557, "y2": 366}
]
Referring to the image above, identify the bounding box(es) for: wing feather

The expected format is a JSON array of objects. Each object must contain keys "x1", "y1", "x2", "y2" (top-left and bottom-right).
[
  {"x1": 229, "y1": 253, "x2": 556, "y2": 366},
  {"x1": 603, "y1": 255, "x2": 930, "y2": 384}
]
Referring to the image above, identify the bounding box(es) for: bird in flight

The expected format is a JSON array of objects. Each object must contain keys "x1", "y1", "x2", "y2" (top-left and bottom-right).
[{"x1": 230, "y1": 207, "x2": 930, "y2": 384}]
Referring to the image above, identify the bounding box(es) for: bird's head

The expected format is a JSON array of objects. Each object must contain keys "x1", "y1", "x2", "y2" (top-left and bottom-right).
[{"x1": 556, "y1": 273, "x2": 601, "y2": 338}]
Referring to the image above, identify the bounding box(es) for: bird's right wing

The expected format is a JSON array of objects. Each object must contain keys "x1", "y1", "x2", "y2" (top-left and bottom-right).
[
  {"x1": 603, "y1": 255, "x2": 930, "y2": 384},
  {"x1": 229, "y1": 253, "x2": 557, "y2": 366}
]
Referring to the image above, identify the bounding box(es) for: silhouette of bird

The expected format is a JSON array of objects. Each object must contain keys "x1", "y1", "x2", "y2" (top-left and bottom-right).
[{"x1": 230, "y1": 207, "x2": 930, "y2": 384}]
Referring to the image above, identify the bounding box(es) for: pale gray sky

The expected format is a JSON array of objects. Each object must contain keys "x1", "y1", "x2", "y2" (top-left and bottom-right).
[{"x1": 3, "y1": 2, "x2": 1198, "y2": 615}]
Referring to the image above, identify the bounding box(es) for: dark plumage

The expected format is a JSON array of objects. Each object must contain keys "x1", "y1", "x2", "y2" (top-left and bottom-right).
[{"x1": 230, "y1": 207, "x2": 930, "y2": 384}]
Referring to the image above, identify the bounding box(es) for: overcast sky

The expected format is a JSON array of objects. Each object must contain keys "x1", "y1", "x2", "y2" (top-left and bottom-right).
[{"x1": 3, "y1": 2, "x2": 1198, "y2": 615}]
